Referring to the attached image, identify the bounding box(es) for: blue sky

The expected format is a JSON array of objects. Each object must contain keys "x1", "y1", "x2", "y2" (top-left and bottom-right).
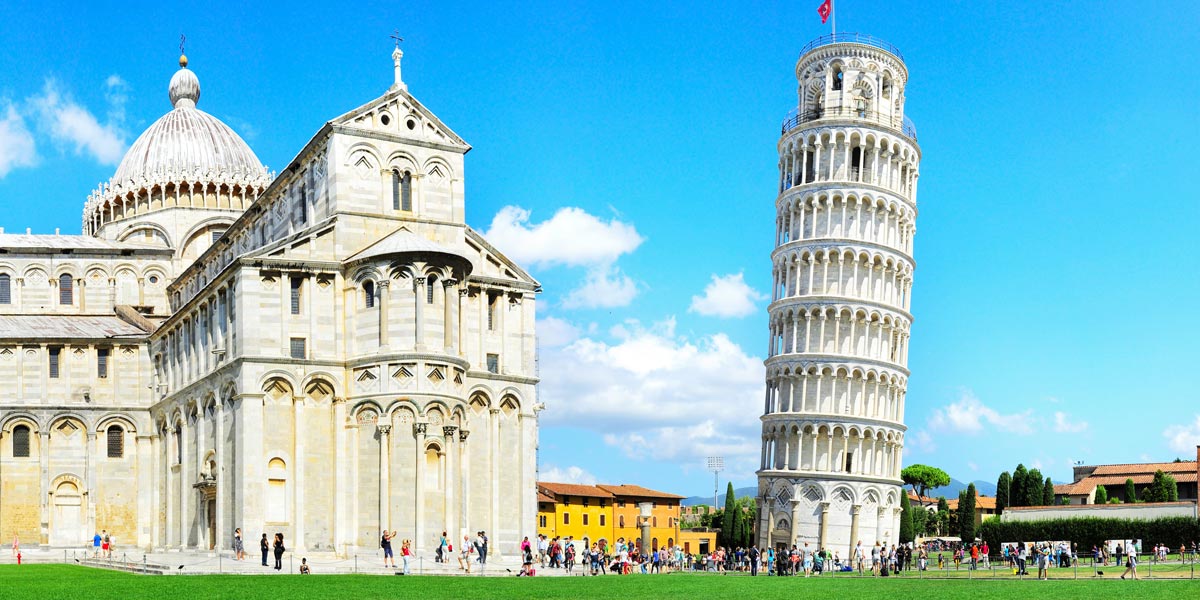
[{"x1": 2, "y1": 1, "x2": 1199, "y2": 498}]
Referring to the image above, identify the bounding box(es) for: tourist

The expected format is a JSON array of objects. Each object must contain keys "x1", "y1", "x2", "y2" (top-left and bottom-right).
[
  {"x1": 233, "y1": 528, "x2": 245, "y2": 561},
  {"x1": 1121, "y1": 545, "x2": 1137, "y2": 580},
  {"x1": 459, "y1": 535, "x2": 472, "y2": 573},
  {"x1": 401, "y1": 539, "x2": 412, "y2": 575},
  {"x1": 749, "y1": 545, "x2": 760, "y2": 576},
  {"x1": 537, "y1": 534, "x2": 548, "y2": 567},
  {"x1": 970, "y1": 543, "x2": 979, "y2": 570},
  {"x1": 566, "y1": 541, "x2": 576, "y2": 574},
  {"x1": 1016, "y1": 542, "x2": 1028, "y2": 576},
  {"x1": 272, "y1": 533, "x2": 285, "y2": 571},
  {"x1": 1037, "y1": 545, "x2": 1049, "y2": 580},
  {"x1": 871, "y1": 541, "x2": 880, "y2": 576},
  {"x1": 101, "y1": 530, "x2": 110, "y2": 559},
  {"x1": 299, "y1": 557, "x2": 311, "y2": 574},
  {"x1": 260, "y1": 533, "x2": 269, "y2": 566},
  {"x1": 980, "y1": 541, "x2": 990, "y2": 568},
  {"x1": 480, "y1": 531, "x2": 489, "y2": 565},
  {"x1": 381, "y1": 529, "x2": 397, "y2": 568},
  {"x1": 92, "y1": 532, "x2": 101, "y2": 557},
  {"x1": 437, "y1": 531, "x2": 448, "y2": 563},
  {"x1": 854, "y1": 541, "x2": 864, "y2": 575}
]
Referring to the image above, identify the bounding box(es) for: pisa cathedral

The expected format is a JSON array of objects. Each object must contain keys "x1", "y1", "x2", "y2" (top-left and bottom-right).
[
  {"x1": 757, "y1": 34, "x2": 921, "y2": 554},
  {"x1": 0, "y1": 47, "x2": 540, "y2": 556}
]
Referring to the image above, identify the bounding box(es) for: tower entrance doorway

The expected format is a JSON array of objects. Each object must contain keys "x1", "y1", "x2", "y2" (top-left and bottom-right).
[{"x1": 50, "y1": 481, "x2": 83, "y2": 547}]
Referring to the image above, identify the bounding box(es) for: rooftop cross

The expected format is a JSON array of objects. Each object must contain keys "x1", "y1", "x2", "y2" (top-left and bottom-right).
[
  {"x1": 389, "y1": 31, "x2": 406, "y2": 91},
  {"x1": 390, "y1": 30, "x2": 403, "y2": 48}
]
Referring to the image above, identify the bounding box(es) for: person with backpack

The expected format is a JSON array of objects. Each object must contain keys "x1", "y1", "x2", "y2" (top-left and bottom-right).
[{"x1": 381, "y1": 529, "x2": 397, "y2": 568}]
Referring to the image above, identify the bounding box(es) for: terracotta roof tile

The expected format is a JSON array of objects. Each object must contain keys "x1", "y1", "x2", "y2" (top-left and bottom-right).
[
  {"x1": 595, "y1": 484, "x2": 685, "y2": 500},
  {"x1": 1091, "y1": 462, "x2": 1197, "y2": 476},
  {"x1": 537, "y1": 482, "x2": 614, "y2": 499}
]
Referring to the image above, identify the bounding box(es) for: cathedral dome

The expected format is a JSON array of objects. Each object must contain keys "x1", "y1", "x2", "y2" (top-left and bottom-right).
[{"x1": 110, "y1": 58, "x2": 267, "y2": 186}]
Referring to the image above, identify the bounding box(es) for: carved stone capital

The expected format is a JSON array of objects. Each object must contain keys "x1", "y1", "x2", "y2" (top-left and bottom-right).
[
  {"x1": 413, "y1": 422, "x2": 427, "y2": 436},
  {"x1": 377, "y1": 424, "x2": 392, "y2": 436},
  {"x1": 458, "y1": 429, "x2": 470, "y2": 442},
  {"x1": 442, "y1": 425, "x2": 457, "y2": 437}
]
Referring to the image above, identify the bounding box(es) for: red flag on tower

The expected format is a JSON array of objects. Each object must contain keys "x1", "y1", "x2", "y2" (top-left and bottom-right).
[{"x1": 818, "y1": 0, "x2": 832, "y2": 24}]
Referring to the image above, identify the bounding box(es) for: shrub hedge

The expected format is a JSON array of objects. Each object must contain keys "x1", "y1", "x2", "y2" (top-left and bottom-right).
[{"x1": 978, "y1": 516, "x2": 1200, "y2": 551}]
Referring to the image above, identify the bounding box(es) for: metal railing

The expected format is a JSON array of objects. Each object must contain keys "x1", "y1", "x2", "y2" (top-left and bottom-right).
[
  {"x1": 799, "y1": 33, "x2": 905, "y2": 62},
  {"x1": 781, "y1": 107, "x2": 918, "y2": 141}
]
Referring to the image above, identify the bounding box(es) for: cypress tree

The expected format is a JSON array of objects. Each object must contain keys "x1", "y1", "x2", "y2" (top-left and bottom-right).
[
  {"x1": 1042, "y1": 477, "x2": 1055, "y2": 506},
  {"x1": 1094, "y1": 484, "x2": 1108, "y2": 504},
  {"x1": 1125, "y1": 478, "x2": 1137, "y2": 503},
  {"x1": 1025, "y1": 469, "x2": 1044, "y2": 506},
  {"x1": 721, "y1": 482, "x2": 737, "y2": 547},
  {"x1": 936, "y1": 496, "x2": 950, "y2": 536},
  {"x1": 958, "y1": 484, "x2": 977, "y2": 542},
  {"x1": 1011, "y1": 464, "x2": 1029, "y2": 508},
  {"x1": 996, "y1": 471, "x2": 1011, "y2": 515}
]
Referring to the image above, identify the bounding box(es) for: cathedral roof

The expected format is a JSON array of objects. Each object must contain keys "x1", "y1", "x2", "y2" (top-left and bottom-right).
[
  {"x1": 346, "y1": 228, "x2": 471, "y2": 266},
  {"x1": 0, "y1": 233, "x2": 170, "y2": 255},
  {"x1": 109, "y1": 56, "x2": 268, "y2": 187},
  {"x1": 0, "y1": 315, "x2": 149, "y2": 340}
]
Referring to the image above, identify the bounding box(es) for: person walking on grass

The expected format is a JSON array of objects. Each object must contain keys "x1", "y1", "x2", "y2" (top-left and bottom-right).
[{"x1": 1121, "y1": 546, "x2": 1138, "y2": 580}]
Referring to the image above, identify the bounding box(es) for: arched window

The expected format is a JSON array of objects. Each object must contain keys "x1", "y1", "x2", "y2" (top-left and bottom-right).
[
  {"x1": 267, "y1": 457, "x2": 288, "y2": 522},
  {"x1": 59, "y1": 274, "x2": 73, "y2": 305},
  {"x1": 392, "y1": 170, "x2": 413, "y2": 211},
  {"x1": 619, "y1": 515, "x2": 625, "y2": 528},
  {"x1": 12, "y1": 425, "x2": 31, "y2": 458},
  {"x1": 363, "y1": 280, "x2": 376, "y2": 308},
  {"x1": 0, "y1": 273, "x2": 10, "y2": 304},
  {"x1": 106, "y1": 425, "x2": 123, "y2": 458},
  {"x1": 426, "y1": 275, "x2": 437, "y2": 304},
  {"x1": 174, "y1": 427, "x2": 182, "y2": 465},
  {"x1": 832, "y1": 66, "x2": 844, "y2": 91}
]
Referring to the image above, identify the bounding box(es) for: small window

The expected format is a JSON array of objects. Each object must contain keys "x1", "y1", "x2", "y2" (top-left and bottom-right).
[
  {"x1": 583, "y1": 514, "x2": 589, "y2": 526},
  {"x1": 211, "y1": 230, "x2": 224, "y2": 243},
  {"x1": 97, "y1": 348, "x2": 109, "y2": 378},
  {"x1": 106, "y1": 425, "x2": 123, "y2": 458},
  {"x1": 392, "y1": 170, "x2": 413, "y2": 211},
  {"x1": 539, "y1": 515, "x2": 546, "y2": 527},
  {"x1": 290, "y1": 338, "x2": 307, "y2": 360},
  {"x1": 48, "y1": 347, "x2": 61, "y2": 378},
  {"x1": 59, "y1": 274, "x2": 73, "y2": 305},
  {"x1": 583, "y1": 498, "x2": 589, "y2": 507},
  {"x1": 363, "y1": 280, "x2": 376, "y2": 308},
  {"x1": 563, "y1": 513, "x2": 570, "y2": 525},
  {"x1": 297, "y1": 186, "x2": 307, "y2": 223},
  {"x1": 600, "y1": 514, "x2": 606, "y2": 526},
  {"x1": 0, "y1": 273, "x2": 10, "y2": 304},
  {"x1": 290, "y1": 277, "x2": 303, "y2": 315},
  {"x1": 12, "y1": 425, "x2": 31, "y2": 458},
  {"x1": 619, "y1": 515, "x2": 625, "y2": 528},
  {"x1": 426, "y1": 276, "x2": 437, "y2": 304},
  {"x1": 845, "y1": 452, "x2": 854, "y2": 473},
  {"x1": 832, "y1": 67, "x2": 844, "y2": 91},
  {"x1": 653, "y1": 517, "x2": 658, "y2": 527},
  {"x1": 174, "y1": 428, "x2": 182, "y2": 465},
  {"x1": 486, "y1": 353, "x2": 499, "y2": 374},
  {"x1": 487, "y1": 294, "x2": 497, "y2": 330}
]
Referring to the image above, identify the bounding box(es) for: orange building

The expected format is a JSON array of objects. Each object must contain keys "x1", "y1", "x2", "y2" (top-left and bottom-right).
[
  {"x1": 597, "y1": 484, "x2": 684, "y2": 550},
  {"x1": 536, "y1": 482, "x2": 715, "y2": 553},
  {"x1": 536, "y1": 482, "x2": 615, "y2": 548}
]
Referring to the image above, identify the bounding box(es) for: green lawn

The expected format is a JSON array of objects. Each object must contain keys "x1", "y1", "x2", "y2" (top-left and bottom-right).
[{"x1": 3, "y1": 565, "x2": 1200, "y2": 599}]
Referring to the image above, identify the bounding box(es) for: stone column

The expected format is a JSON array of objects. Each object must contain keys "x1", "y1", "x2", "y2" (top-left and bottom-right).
[
  {"x1": 378, "y1": 424, "x2": 392, "y2": 530},
  {"x1": 443, "y1": 280, "x2": 456, "y2": 352},
  {"x1": 442, "y1": 426, "x2": 457, "y2": 540},
  {"x1": 849, "y1": 504, "x2": 861, "y2": 558},
  {"x1": 789, "y1": 499, "x2": 803, "y2": 545},
  {"x1": 413, "y1": 422, "x2": 427, "y2": 553},
  {"x1": 215, "y1": 403, "x2": 225, "y2": 551},
  {"x1": 85, "y1": 431, "x2": 96, "y2": 538},
  {"x1": 332, "y1": 397, "x2": 347, "y2": 553},
  {"x1": 765, "y1": 498, "x2": 775, "y2": 547},
  {"x1": 818, "y1": 501, "x2": 830, "y2": 550},
  {"x1": 378, "y1": 280, "x2": 390, "y2": 348},
  {"x1": 458, "y1": 429, "x2": 470, "y2": 540},
  {"x1": 414, "y1": 277, "x2": 425, "y2": 349},
  {"x1": 489, "y1": 408, "x2": 500, "y2": 556},
  {"x1": 39, "y1": 431, "x2": 50, "y2": 546},
  {"x1": 293, "y1": 397, "x2": 306, "y2": 550}
]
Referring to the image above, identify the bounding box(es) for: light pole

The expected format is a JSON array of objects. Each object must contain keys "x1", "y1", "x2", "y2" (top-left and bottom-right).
[{"x1": 707, "y1": 456, "x2": 724, "y2": 514}]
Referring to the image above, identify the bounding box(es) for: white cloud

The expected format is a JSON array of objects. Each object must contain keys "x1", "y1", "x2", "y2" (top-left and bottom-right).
[
  {"x1": 1052, "y1": 411, "x2": 1088, "y2": 434},
  {"x1": 31, "y1": 80, "x2": 126, "y2": 165},
  {"x1": 688, "y1": 272, "x2": 767, "y2": 318},
  {"x1": 0, "y1": 103, "x2": 37, "y2": 177},
  {"x1": 1164, "y1": 415, "x2": 1200, "y2": 454},
  {"x1": 538, "y1": 317, "x2": 765, "y2": 480},
  {"x1": 537, "y1": 316, "x2": 580, "y2": 348},
  {"x1": 907, "y1": 430, "x2": 936, "y2": 453},
  {"x1": 484, "y1": 206, "x2": 643, "y2": 269},
  {"x1": 967, "y1": 461, "x2": 979, "y2": 472},
  {"x1": 539, "y1": 464, "x2": 598, "y2": 485},
  {"x1": 928, "y1": 391, "x2": 1035, "y2": 435},
  {"x1": 561, "y1": 266, "x2": 638, "y2": 309}
]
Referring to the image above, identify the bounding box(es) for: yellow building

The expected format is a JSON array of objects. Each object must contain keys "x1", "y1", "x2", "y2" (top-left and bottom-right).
[
  {"x1": 537, "y1": 482, "x2": 714, "y2": 553},
  {"x1": 536, "y1": 482, "x2": 615, "y2": 547}
]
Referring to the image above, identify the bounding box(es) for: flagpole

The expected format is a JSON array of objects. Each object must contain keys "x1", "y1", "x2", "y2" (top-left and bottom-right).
[{"x1": 832, "y1": 0, "x2": 836, "y2": 35}]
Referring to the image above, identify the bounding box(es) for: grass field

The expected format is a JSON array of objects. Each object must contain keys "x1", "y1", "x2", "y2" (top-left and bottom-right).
[{"x1": 3, "y1": 565, "x2": 1200, "y2": 600}]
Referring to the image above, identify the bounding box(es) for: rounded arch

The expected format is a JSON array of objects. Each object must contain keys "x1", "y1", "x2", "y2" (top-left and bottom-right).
[
  {"x1": 47, "y1": 413, "x2": 89, "y2": 434},
  {"x1": 95, "y1": 413, "x2": 138, "y2": 436}
]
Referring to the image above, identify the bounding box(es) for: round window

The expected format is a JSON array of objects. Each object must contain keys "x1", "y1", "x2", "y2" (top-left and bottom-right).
[
  {"x1": 149, "y1": 276, "x2": 159, "y2": 284},
  {"x1": 406, "y1": 118, "x2": 416, "y2": 130},
  {"x1": 380, "y1": 114, "x2": 391, "y2": 126}
]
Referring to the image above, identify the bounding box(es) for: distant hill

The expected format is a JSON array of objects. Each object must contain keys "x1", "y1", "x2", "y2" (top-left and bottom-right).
[{"x1": 682, "y1": 486, "x2": 757, "y2": 507}]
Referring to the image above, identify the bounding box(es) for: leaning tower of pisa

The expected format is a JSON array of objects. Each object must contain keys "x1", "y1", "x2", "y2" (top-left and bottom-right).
[{"x1": 756, "y1": 34, "x2": 921, "y2": 555}]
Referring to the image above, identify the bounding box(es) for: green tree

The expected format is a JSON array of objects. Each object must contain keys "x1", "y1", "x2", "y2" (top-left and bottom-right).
[
  {"x1": 1025, "y1": 469, "x2": 1044, "y2": 506},
  {"x1": 1125, "y1": 478, "x2": 1137, "y2": 503},
  {"x1": 1143, "y1": 470, "x2": 1179, "y2": 503},
  {"x1": 958, "y1": 483, "x2": 977, "y2": 541},
  {"x1": 1011, "y1": 464, "x2": 1029, "y2": 508},
  {"x1": 1042, "y1": 477, "x2": 1055, "y2": 506},
  {"x1": 995, "y1": 471, "x2": 1011, "y2": 515},
  {"x1": 901, "y1": 464, "x2": 951, "y2": 505},
  {"x1": 899, "y1": 492, "x2": 914, "y2": 543},
  {"x1": 721, "y1": 482, "x2": 737, "y2": 547},
  {"x1": 1094, "y1": 485, "x2": 1108, "y2": 504},
  {"x1": 911, "y1": 503, "x2": 928, "y2": 537},
  {"x1": 936, "y1": 496, "x2": 950, "y2": 536}
]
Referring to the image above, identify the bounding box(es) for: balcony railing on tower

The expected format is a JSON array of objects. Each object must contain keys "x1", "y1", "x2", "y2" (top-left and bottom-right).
[
  {"x1": 782, "y1": 107, "x2": 918, "y2": 141},
  {"x1": 798, "y1": 33, "x2": 905, "y2": 62}
]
